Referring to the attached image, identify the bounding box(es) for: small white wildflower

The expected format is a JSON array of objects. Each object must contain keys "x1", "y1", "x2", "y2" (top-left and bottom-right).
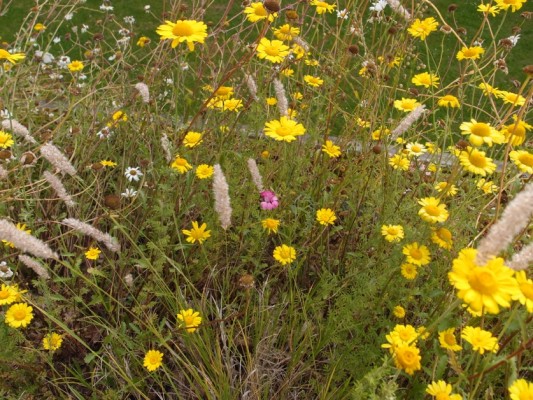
[
  {"x1": 121, "y1": 188, "x2": 138, "y2": 198},
  {"x1": 124, "y1": 167, "x2": 143, "y2": 182},
  {"x1": 52, "y1": 37, "x2": 61, "y2": 44},
  {"x1": 337, "y1": 8, "x2": 349, "y2": 19},
  {"x1": 507, "y1": 34, "x2": 520, "y2": 47},
  {"x1": 81, "y1": 24, "x2": 89, "y2": 33},
  {"x1": 65, "y1": 12, "x2": 74, "y2": 20},
  {"x1": 117, "y1": 37, "x2": 131, "y2": 47},
  {"x1": 0, "y1": 261, "x2": 13, "y2": 279},
  {"x1": 123, "y1": 16, "x2": 135, "y2": 24},
  {"x1": 57, "y1": 55, "x2": 71, "y2": 69},
  {"x1": 49, "y1": 73, "x2": 64, "y2": 80},
  {"x1": 119, "y1": 28, "x2": 130, "y2": 37},
  {"x1": 0, "y1": 109, "x2": 11, "y2": 119},
  {"x1": 97, "y1": 127, "x2": 112, "y2": 139},
  {"x1": 370, "y1": 0, "x2": 388, "y2": 12},
  {"x1": 144, "y1": 5, "x2": 151, "y2": 12},
  {"x1": 100, "y1": 4, "x2": 114, "y2": 11},
  {"x1": 108, "y1": 54, "x2": 116, "y2": 61},
  {"x1": 165, "y1": 78, "x2": 174, "y2": 85}
]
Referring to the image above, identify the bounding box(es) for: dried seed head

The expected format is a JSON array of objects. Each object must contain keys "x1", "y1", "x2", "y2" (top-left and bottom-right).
[
  {"x1": 286, "y1": 9, "x2": 298, "y2": 20},
  {"x1": 20, "y1": 151, "x2": 36, "y2": 165},
  {"x1": 92, "y1": 162, "x2": 104, "y2": 171},
  {"x1": 521, "y1": 11, "x2": 532, "y2": 19},
  {"x1": 387, "y1": 26, "x2": 398, "y2": 35},
  {"x1": 455, "y1": 139, "x2": 469, "y2": 151},
  {"x1": 523, "y1": 65, "x2": 533, "y2": 77},
  {"x1": 263, "y1": 0, "x2": 281, "y2": 13},
  {"x1": 348, "y1": 44, "x2": 359, "y2": 55},
  {"x1": 238, "y1": 273, "x2": 255, "y2": 289},
  {"x1": 372, "y1": 145, "x2": 382, "y2": 154},
  {"x1": 104, "y1": 194, "x2": 121, "y2": 210},
  {"x1": 93, "y1": 32, "x2": 104, "y2": 41},
  {"x1": 499, "y1": 38, "x2": 514, "y2": 50},
  {"x1": 409, "y1": 88, "x2": 420, "y2": 96},
  {"x1": 456, "y1": 27, "x2": 467, "y2": 36},
  {"x1": 440, "y1": 24, "x2": 452, "y2": 34},
  {"x1": 0, "y1": 150, "x2": 11, "y2": 160},
  {"x1": 512, "y1": 26, "x2": 521, "y2": 34},
  {"x1": 448, "y1": 3, "x2": 458, "y2": 12}
]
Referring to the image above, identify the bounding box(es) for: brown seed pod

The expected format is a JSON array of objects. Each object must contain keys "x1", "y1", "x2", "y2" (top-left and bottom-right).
[
  {"x1": 104, "y1": 194, "x2": 121, "y2": 210},
  {"x1": 264, "y1": 0, "x2": 281, "y2": 13},
  {"x1": 0, "y1": 150, "x2": 12, "y2": 160},
  {"x1": 348, "y1": 44, "x2": 359, "y2": 55}
]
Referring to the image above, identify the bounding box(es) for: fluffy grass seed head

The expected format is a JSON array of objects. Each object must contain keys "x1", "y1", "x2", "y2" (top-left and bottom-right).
[
  {"x1": 177, "y1": 309, "x2": 202, "y2": 333},
  {"x1": 438, "y1": 328, "x2": 462, "y2": 352},
  {"x1": 461, "y1": 326, "x2": 499, "y2": 354},
  {"x1": 322, "y1": 140, "x2": 341, "y2": 158},
  {"x1": 40, "y1": 143, "x2": 77, "y2": 176},
  {"x1": 403, "y1": 243, "x2": 431, "y2": 266},
  {"x1": 273, "y1": 244, "x2": 296, "y2": 265},
  {"x1": 156, "y1": 19, "x2": 208, "y2": 51},
  {"x1": 407, "y1": 17, "x2": 438, "y2": 40},
  {"x1": 449, "y1": 248, "x2": 519, "y2": 314},
  {"x1": 62, "y1": 218, "x2": 120, "y2": 253},
  {"x1": 316, "y1": 208, "x2": 337, "y2": 226},
  {"x1": 143, "y1": 350, "x2": 164, "y2": 372},
  {"x1": 0, "y1": 220, "x2": 58, "y2": 259},
  {"x1": 426, "y1": 380, "x2": 462, "y2": 400},
  {"x1": 5, "y1": 303, "x2": 34, "y2": 328},
  {"x1": 18, "y1": 255, "x2": 50, "y2": 279},
  {"x1": 381, "y1": 225, "x2": 404, "y2": 243},
  {"x1": 508, "y1": 379, "x2": 533, "y2": 400},
  {"x1": 43, "y1": 333, "x2": 63, "y2": 351},
  {"x1": 182, "y1": 221, "x2": 211, "y2": 244},
  {"x1": 213, "y1": 164, "x2": 232, "y2": 230},
  {"x1": 418, "y1": 197, "x2": 449, "y2": 224},
  {"x1": 247, "y1": 158, "x2": 264, "y2": 192},
  {"x1": 264, "y1": 116, "x2": 306, "y2": 142}
]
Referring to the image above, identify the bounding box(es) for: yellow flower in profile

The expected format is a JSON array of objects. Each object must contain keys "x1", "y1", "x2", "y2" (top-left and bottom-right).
[
  {"x1": 304, "y1": 75, "x2": 324, "y2": 87},
  {"x1": 34, "y1": 23, "x2": 46, "y2": 31},
  {"x1": 256, "y1": 38, "x2": 290, "y2": 63},
  {"x1": 196, "y1": 164, "x2": 214, "y2": 179},
  {"x1": 509, "y1": 379, "x2": 533, "y2": 400},
  {"x1": 381, "y1": 225, "x2": 404, "y2": 243},
  {"x1": 5, "y1": 303, "x2": 34, "y2": 328},
  {"x1": 431, "y1": 227, "x2": 453, "y2": 250},
  {"x1": 449, "y1": 248, "x2": 518, "y2": 314},
  {"x1": 497, "y1": 91, "x2": 526, "y2": 107},
  {"x1": 426, "y1": 380, "x2": 462, "y2": 400},
  {"x1": 510, "y1": 150, "x2": 533, "y2": 174},
  {"x1": 438, "y1": 328, "x2": 462, "y2": 351},
  {"x1": 0, "y1": 284, "x2": 17, "y2": 306},
  {"x1": 273, "y1": 244, "x2": 296, "y2": 265},
  {"x1": 495, "y1": 0, "x2": 526, "y2": 12},
  {"x1": 0, "y1": 49, "x2": 25, "y2": 64},
  {"x1": 461, "y1": 326, "x2": 499, "y2": 354},
  {"x1": 460, "y1": 119, "x2": 504, "y2": 147},
  {"x1": 394, "y1": 98, "x2": 421, "y2": 112},
  {"x1": 389, "y1": 154, "x2": 410, "y2": 171},
  {"x1": 67, "y1": 60, "x2": 84, "y2": 72},
  {"x1": 218, "y1": 98, "x2": 243, "y2": 112},
  {"x1": 393, "y1": 344, "x2": 422, "y2": 375},
  {"x1": 100, "y1": 160, "x2": 117, "y2": 168},
  {"x1": 514, "y1": 271, "x2": 533, "y2": 312},
  {"x1": 459, "y1": 147, "x2": 497, "y2": 176},
  {"x1": 418, "y1": 197, "x2": 449, "y2": 224},
  {"x1": 273, "y1": 24, "x2": 300, "y2": 41},
  {"x1": 262, "y1": 218, "x2": 280, "y2": 234},
  {"x1": 85, "y1": 247, "x2": 101, "y2": 260},
  {"x1": 137, "y1": 36, "x2": 150, "y2": 47},
  {"x1": 264, "y1": 116, "x2": 306, "y2": 142},
  {"x1": 501, "y1": 117, "x2": 532, "y2": 146},
  {"x1": 401, "y1": 263, "x2": 418, "y2": 280},
  {"x1": 183, "y1": 131, "x2": 203, "y2": 148},
  {"x1": 478, "y1": 82, "x2": 500, "y2": 96},
  {"x1": 310, "y1": 0, "x2": 336, "y2": 14},
  {"x1": 393, "y1": 306, "x2": 405, "y2": 318},
  {"x1": 382, "y1": 324, "x2": 418, "y2": 350},
  {"x1": 143, "y1": 350, "x2": 164, "y2": 372},
  {"x1": 322, "y1": 140, "x2": 341, "y2": 158},
  {"x1": 402, "y1": 243, "x2": 431, "y2": 266},
  {"x1": 477, "y1": 179, "x2": 498, "y2": 194},
  {"x1": 435, "y1": 182, "x2": 458, "y2": 197},
  {"x1": 438, "y1": 95, "x2": 460, "y2": 108},
  {"x1": 478, "y1": 3, "x2": 501, "y2": 16},
  {"x1": 43, "y1": 333, "x2": 63, "y2": 351},
  {"x1": 407, "y1": 17, "x2": 438, "y2": 40},
  {"x1": 281, "y1": 68, "x2": 294, "y2": 77},
  {"x1": 316, "y1": 208, "x2": 337, "y2": 226},
  {"x1": 112, "y1": 110, "x2": 128, "y2": 122},
  {"x1": 244, "y1": 2, "x2": 277, "y2": 23},
  {"x1": 411, "y1": 72, "x2": 439, "y2": 88},
  {"x1": 177, "y1": 308, "x2": 202, "y2": 333},
  {"x1": 372, "y1": 127, "x2": 390, "y2": 141},
  {"x1": 456, "y1": 46, "x2": 485, "y2": 61},
  {"x1": 156, "y1": 19, "x2": 208, "y2": 51},
  {"x1": 171, "y1": 155, "x2": 192, "y2": 174},
  {"x1": 0, "y1": 130, "x2": 14, "y2": 148},
  {"x1": 182, "y1": 221, "x2": 211, "y2": 244}
]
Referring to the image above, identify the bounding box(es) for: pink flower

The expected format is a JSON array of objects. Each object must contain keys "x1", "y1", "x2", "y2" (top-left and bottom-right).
[{"x1": 260, "y1": 190, "x2": 279, "y2": 210}]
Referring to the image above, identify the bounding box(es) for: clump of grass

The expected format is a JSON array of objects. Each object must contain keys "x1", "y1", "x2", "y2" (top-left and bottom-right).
[{"x1": 0, "y1": 0, "x2": 532, "y2": 398}]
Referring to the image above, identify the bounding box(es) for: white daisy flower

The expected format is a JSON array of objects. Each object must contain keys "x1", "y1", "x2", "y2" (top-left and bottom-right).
[
  {"x1": 124, "y1": 167, "x2": 143, "y2": 182},
  {"x1": 121, "y1": 188, "x2": 138, "y2": 198}
]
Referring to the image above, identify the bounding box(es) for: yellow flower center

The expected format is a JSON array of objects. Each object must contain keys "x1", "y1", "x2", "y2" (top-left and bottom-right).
[
  {"x1": 276, "y1": 126, "x2": 291, "y2": 137},
  {"x1": 398, "y1": 348, "x2": 416, "y2": 366},
  {"x1": 175, "y1": 159, "x2": 187, "y2": 166},
  {"x1": 410, "y1": 249, "x2": 422, "y2": 259},
  {"x1": 507, "y1": 124, "x2": 525, "y2": 138},
  {"x1": 519, "y1": 282, "x2": 533, "y2": 300},
  {"x1": 387, "y1": 228, "x2": 399, "y2": 235},
  {"x1": 444, "y1": 332, "x2": 456, "y2": 346},
  {"x1": 0, "y1": 290, "x2": 9, "y2": 299},
  {"x1": 437, "y1": 229, "x2": 452, "y2": 241},
  {"x1": 13, "y1": 309, "x2": 27, "y2": 320},
  {"x1": 424, "y1": 205, "x2": 441, "y2": 216},
  {"x1": 518, "y1": 153, "x2": 533, "y2": 167},
  {"x1": 469, "y1": 153, "x2": 487, "y2": 168},
  {"x1": 148, "y1": 354, "x2": 160, "y2": 364},
  {"x1": 463, "y1": 48, "x2": 479, "y2": 58},
  {"x1": 280, "y1": 248, "x2": 292, "y2": 259},
  {"x1": 183, "y1": 315, "x2": 195, "y2": 326},
  {"x1": 471, "y1": 123, "x2": 491, "y2": 137},
  {"x1": 469, "y1": 268, "x2": 496, "y2": 294},
  {"x1": 254, "y1": 5, "x2": 267, "y2": 16},
  {"x1": 411, "y1": 145, "x2": 421, "y2": 152},
  {"x1": 0, "y1": 49, "x2": 10, "y2": 58},
  {"x1": 264, "y1": 45, "x2": 280, "y2": 56},
  {"x1": 172, "y1": 21, "x2": 194, "y2": 37}
]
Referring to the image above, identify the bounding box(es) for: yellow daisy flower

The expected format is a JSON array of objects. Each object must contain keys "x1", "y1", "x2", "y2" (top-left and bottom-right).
[
  {"x1": 273, "y1": 244, "x2": 296, "y2": 265},
  {"x1": 177, "y1": 308, "x2": 202, "y2": 333},
  {"x1": 156, "y1": 19, "x2": 208, "y2": 51},
  {"x1": 256, "y1": 38, "x2": 290, "y2": 63}
]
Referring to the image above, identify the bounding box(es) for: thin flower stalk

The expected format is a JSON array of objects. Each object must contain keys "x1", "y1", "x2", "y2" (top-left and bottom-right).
[
  {"x1": 0, "y1": 219, "x2": 58, "y2": 259},
  {"x1": 507, "y1": 241, "x2": 533, "y2": 271},
  {"x1": 213, "y1": 164, "x2": 232, "y2": 230},
  {"x1": 62, "y1": 218, "x2": 120, "y2": 252}
]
